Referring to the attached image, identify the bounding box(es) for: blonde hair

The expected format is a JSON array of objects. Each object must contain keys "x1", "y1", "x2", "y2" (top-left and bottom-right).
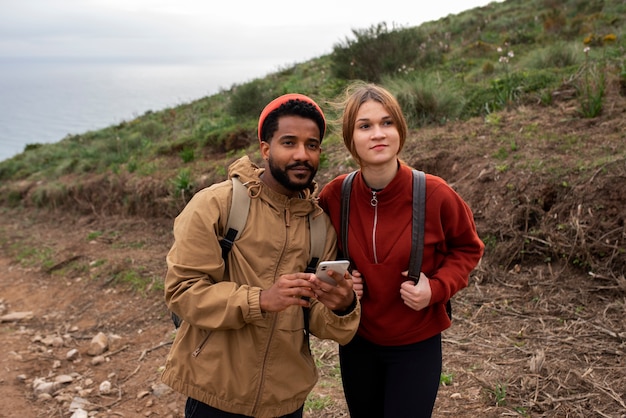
[{"x1": 337, "y1": 82, "x2": 408, "y2": 166}]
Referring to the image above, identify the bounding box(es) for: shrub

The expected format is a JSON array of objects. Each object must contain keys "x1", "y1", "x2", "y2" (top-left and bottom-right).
[
  {"x1": 384, "y1": 75, "x2": 465, "y2": 127},
  {"x1": 228, "y1": 80, "x2": 273, "y2": 119},
  {"x1": 524, "y1": 42, "x2": 581, "y2": 69},
  {"x1": 330, "y1": 23, "x2": 441, "y2": 83}
]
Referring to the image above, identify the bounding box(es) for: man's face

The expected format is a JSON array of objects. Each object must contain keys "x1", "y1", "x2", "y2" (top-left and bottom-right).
[{"x1": 260, "y1": 115, "x2": 321, "y2": 197}]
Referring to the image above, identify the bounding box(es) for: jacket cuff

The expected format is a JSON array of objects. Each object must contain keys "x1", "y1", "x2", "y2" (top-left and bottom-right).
[
  {"x1": 333, "y1": 291, "x2": 358, "y2": 316},
  {"x1": 247, "y1": 287, "x2": 264, "y2": 321}
]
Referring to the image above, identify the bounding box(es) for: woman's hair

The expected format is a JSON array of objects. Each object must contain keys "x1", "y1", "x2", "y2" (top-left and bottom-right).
[{"x1": 339, "y1": 82, "x2": 408, "y2": 165}]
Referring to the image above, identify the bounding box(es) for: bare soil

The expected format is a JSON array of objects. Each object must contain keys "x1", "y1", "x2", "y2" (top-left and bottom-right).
[{"x1": 1, "y1": 92, "x2": 625, "y2": 417}]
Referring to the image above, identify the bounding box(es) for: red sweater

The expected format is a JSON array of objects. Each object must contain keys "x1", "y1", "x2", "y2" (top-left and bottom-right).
[{"x1": 319, "y1": 164, "x2": 484, "y2": 346}]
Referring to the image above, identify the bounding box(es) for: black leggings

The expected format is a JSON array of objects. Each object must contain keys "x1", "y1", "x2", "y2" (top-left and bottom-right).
[
  {"x1": 185, "y1": 398, "x2": 303, "y2": 418},
  {"x1": 339, "y1": 333, "x2": 442, "y2": 418}
]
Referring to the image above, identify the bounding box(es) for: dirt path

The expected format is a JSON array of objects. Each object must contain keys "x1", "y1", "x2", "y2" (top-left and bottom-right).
[
  {"x1": 0, "y1": 254, "x2": 186, "y2": 418},
  {"x1": 1, "y1": 209, "x2": 625, "y2": 417}
]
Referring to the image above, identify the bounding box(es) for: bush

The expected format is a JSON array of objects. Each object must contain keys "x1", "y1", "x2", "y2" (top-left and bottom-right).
[
  {"x1": 330, "y1": 24, "x2": 441, "y2": 83},
  {"x1": 524, "y1": 42, "x2": 581, "y2": 69},
  {"x1": 384, "y1": 75, "x2": 465, "y2": 127},
  {"x1": 228, "y1": 80, "x2": 273, "y2": 119}
]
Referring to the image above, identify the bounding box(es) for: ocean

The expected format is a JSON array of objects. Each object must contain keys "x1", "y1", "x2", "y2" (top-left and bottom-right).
[{"x1": 0, "y1": 59, "x2": 275, "y2": 162}]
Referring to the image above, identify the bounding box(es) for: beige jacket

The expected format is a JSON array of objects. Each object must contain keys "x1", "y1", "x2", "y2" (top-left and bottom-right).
[{"x1": 161, "y1": 156, "x2": 360, "y2": 417}]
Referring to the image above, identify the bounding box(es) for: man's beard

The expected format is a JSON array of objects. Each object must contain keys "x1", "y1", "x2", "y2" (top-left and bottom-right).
[{"x1": 268, "y1": 157, "x2": 317, "y2": 192}]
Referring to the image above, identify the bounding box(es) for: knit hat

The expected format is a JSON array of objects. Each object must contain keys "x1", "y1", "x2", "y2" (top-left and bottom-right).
[{"x1": 257, "y1": 93, "x2": 326, "y2": 142}]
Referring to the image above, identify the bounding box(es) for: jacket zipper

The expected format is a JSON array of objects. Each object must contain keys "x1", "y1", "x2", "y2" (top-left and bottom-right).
[
  {"x1": 252, "y1": 203, "x2": 291, "y2": 415},
  {"x1": 191, "y1": 330, "x2": 212, "y2": 357},
  {"x1": 371, "y1": 190, "x2": 379, "y2": 264}
]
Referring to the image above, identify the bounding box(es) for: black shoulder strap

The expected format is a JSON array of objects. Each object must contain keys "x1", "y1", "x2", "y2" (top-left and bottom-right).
[
  {"x1": 408, "y1": 170, "x2": 426, "y2": 281},
  {"x1": 337, "y1": 168, "x2": 451, "y2": 319},
  {"x1": 340, "y1": 171, "x2": 358, "y2": 261}
]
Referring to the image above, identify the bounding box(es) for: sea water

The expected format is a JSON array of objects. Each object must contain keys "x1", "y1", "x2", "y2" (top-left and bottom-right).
[{"x1": 0, "y1": 58, "x2": 273, "y2": 162}]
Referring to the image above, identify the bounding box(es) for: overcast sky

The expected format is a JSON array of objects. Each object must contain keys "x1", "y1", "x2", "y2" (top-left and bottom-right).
[{"x1": 1, "y1": 0, "x2": 501, "y2": 67}]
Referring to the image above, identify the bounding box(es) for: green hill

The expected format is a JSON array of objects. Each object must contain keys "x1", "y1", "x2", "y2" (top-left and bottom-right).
[{"x1": 1, "y1": 0, "x2": 625, "y2": 273}]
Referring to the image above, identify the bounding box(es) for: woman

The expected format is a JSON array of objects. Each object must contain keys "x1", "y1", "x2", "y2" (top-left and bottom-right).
[{"x1": 319, "y1": 82, "x2": 484, "y2": 417}]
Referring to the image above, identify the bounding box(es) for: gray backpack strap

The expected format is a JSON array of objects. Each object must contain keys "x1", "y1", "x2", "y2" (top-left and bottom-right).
[
  {"x1": 306, "y1": 213, "x2": 325, "y2": 273},
  {"x1": 408, "y1": 170, "x2": 426, "y2": 282},
  {"x1": 340, "y1": 171, "x2": 358, "y2": 261},
  {"x1": 220, "y1": 177, "x2": 250, "y2": 258},
  {"x1": 172, "y1": 177, "x2": 251, "y2": 329},
  {"x1": 303, "y1": 209, "x2": 328, "y2": 351}
]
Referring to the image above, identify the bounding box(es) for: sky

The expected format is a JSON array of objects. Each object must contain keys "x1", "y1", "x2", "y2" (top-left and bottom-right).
[{"x1": 1, "y1": 0, "x2": 501, "y2": 79}]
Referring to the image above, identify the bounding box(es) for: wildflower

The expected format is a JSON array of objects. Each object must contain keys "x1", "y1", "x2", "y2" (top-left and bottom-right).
[
  {"x1": 497, "y1": 47, "x2": 503, "y2": 53},
  {"x1": 602, "y1": 33, "x2": 617, "y2": 45},
  {"x1": 583, "y1": 46, "x2": 591, "y2": 54},
  {"x1": 499, "y1": 56, "x2": 509, "y2": 64},
  {"x1": 507, "y1": 50, "x2": 515, "y2": 58}
]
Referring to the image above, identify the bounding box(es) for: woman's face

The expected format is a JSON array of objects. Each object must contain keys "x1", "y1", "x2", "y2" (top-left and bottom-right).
[{"x1": 352, "y1": 99, "x2": 400, "y2": 167}]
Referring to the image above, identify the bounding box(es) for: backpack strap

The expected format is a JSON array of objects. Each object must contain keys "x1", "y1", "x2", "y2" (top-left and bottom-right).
[
  {"x1": 408, "y1": 170, "x2": 426, "y2": 282},
  {"x1": 172, "y1": 176, "x2": 328, "y2": 337},
  {"x1": 340, "y1": 171, "x2": 358, "y2": 261},
  {"x1": 220, "y1": 177, "x2": 250, "y2": 258},
  {"x1": 302, "y1": 211, "x2": 326, "y2": 349},
  {"x1": 305, "y1": 213, "x2": 325, "y2": 273},
  {"x1": 338, "y1": 168, "x2": 451, "y2": 319}
]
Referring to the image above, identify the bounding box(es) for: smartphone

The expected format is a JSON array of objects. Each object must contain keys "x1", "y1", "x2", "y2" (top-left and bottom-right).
[{"x1": 315, "y1": 260, "x2": 350, "y2": 286}]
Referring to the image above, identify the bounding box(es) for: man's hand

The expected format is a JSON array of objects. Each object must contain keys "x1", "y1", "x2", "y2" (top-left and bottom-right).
[
  {"x1": 259, "y1": 273, "x2": 316, "y2": 312},
  {"x1": 399, "y1": 271, "x2": 432, "y2": 311},
  {"x1": 309, "y1": 269, "x2": 355, "y2": 311}
]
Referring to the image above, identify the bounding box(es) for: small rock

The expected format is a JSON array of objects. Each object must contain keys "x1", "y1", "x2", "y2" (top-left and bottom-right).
[
  {"x1": 99, "y1": 380, "x2": 112, "y2": 395},
  {"x1": 66, "y1": 348, "x2": 80, "y2": 361},
  {"x1": 87, "y1": 332, "x2": 108, "y2": 356},
  {"x1": 70, "y1": 408, "x2": 88, "y2": 418},
  {"x1": 33, "y1": 378, "x2": 57, "y2": 395},
  {"x1": 69, "y1": 396, "x2": 89, "y2": 412},
  {"x1": 0, "y1": 311, "x2": 34, "y2": 322},
  {"x1": 137, "y1": 390, "x2": 150, "y2": 399},
  {"x1": 90, "y1": 355, "x2": 105, "y2": 366},
  {"x1": 42, "y1": 335, "x2": 64, "y2": 347},
  {"x1": 151, "y1": 382, "x2": 172, "y2": 397},
  {"x1": 55, "y1": 374, "x2": 74, "y2": 384}
]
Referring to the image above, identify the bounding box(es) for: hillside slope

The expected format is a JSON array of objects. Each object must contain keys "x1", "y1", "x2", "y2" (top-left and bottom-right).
[{"x1": 1, "y1": 91, "x2": 625, "y2": 416}]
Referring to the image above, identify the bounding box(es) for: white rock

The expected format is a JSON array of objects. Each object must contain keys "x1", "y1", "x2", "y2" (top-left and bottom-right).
[
  {"x1": 90, "y1": 355, "x2": 105, "y2": 366},
  {"x1": 98, "y1": 380, "x2": 112, "y2": 395},
  {"x1": 69, "y1": 396, "x2": 89, "y2": 412},
  {"x1": 55, "y1": 374, "x2": 74, "y2": 384},
  {"x1": 70, "y1": 408, "x2": 88, "y2": 418},
  {"x1": 66, "y1": 348, "x2": 80, "y2": 361}
]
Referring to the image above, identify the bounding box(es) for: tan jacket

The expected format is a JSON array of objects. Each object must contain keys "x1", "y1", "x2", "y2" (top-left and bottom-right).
[{"x1": 161, "y1": 156, "x2": 360, "y2": 417}]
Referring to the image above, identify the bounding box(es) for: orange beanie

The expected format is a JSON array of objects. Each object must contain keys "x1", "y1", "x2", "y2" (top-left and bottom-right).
[{"x1": 257, "y1": 93, "x2": 326, "y2": 142}]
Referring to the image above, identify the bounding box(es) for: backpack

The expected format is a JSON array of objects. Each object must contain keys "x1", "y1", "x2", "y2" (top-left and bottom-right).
[
  {"x1": 339, "y1": 169, "x2": 452, "y2": 320},
  {"x1": 170, "y1": 176, "x2": 327, "y2": 340}
]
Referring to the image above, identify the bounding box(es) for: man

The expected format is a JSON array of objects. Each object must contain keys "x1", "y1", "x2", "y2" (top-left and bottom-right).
[{"x1": 161, "y1": 93, "x2": 360, "y2": 418}]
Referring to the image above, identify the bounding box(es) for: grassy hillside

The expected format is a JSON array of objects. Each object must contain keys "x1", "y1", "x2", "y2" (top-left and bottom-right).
[
  {"x1": 1, "y1": 2, "x2": 625, "y2": 416},
  {"x1": 1, "y1": 0, "x2": 625, "y2": 276}
]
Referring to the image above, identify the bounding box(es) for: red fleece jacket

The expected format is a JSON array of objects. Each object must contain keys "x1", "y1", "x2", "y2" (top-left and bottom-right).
[{"x1": 319, "y1": 164, "x2": 484, "y2": 346}]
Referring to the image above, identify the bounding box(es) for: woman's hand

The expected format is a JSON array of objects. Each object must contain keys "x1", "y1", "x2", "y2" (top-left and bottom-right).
[
  {"x1": 350, "y1": 269, "x2": 364, "y2": 299},
  {"x1": 399, "y1": 271, "x2": 432, "y2": 311}
]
